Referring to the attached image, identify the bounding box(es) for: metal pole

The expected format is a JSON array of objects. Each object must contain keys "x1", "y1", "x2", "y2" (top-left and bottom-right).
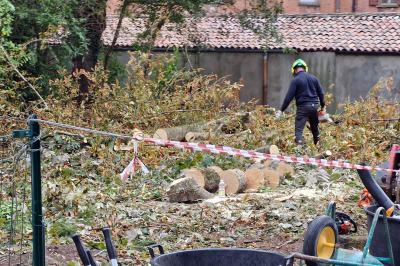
[{"x1": 29, "y1": 114, "x2": 45, "y2": 266}]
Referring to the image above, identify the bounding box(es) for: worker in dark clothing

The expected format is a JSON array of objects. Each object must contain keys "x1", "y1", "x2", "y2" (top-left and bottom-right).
[{"x1": 276, "y1": 59, "x2": 325, "y2": 145}]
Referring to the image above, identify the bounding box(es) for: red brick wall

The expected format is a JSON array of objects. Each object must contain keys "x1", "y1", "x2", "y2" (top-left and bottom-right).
[
  {"x1": 279, "y1": 0, "x2": 400, "y2": 14},
  {"x1": 355, "y1": 0, "x2": 400, "y2": 13},
  {"x1": 106, "y1": 0, "x2": 400, "y2": 16}
]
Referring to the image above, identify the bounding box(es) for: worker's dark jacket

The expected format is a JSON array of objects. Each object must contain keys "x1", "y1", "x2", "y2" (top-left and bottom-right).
[{"x1": 280, "y1": 71, "x2": 325, "y2": 112}]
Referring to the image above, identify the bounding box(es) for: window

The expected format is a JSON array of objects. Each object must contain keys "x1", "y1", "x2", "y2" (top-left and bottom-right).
[
  {"x1": 379, "y1": 0, "x2": 398, "y2": 6},
  {"x1": 299, "y1": 0, "x2": 319, "y2": 6}
]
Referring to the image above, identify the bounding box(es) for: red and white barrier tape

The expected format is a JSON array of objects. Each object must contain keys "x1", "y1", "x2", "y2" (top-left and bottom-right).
[
  {"x1": 23, "y1": 118, "x2": 398, "y2": 175},
  {"x1": 139, "y1": 137, "x2": 400, "y2": 173},
  {"x1": 120, "y1": 139, "x2": 149, "y2": 180}
]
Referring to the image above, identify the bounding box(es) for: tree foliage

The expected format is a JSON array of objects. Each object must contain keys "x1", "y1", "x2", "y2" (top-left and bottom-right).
[
  {"x1": 2, "y1": 0, "x2": 282, "y2": 106},
  {"x1": 9, "y1": 0, "x2": 106, "y2": 90}
]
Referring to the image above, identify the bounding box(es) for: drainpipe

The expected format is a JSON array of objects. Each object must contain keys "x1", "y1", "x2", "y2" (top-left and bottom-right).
[
  {"x1": 263, "y1": 52, "x2": 268, "y2": 105},
  {"x1": 335, "y1": 0, "x2": 340, "y2": 12},
  {"x1": 352, "y1": 0, "x2": 357, "y2": 12}
]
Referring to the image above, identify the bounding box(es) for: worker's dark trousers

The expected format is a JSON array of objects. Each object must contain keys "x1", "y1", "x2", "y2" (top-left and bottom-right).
[{"x1": 295, "y1": 103, "x2": 319, "y2": 145}]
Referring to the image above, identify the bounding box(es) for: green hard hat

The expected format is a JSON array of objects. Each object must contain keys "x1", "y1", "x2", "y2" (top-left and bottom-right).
[{"x1": 291, "y1": 59, "x2": 308, "y2": 74}]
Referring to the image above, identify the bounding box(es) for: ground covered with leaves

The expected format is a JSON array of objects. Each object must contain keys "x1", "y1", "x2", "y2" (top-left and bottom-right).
[{"x1": 1, "y1": 140, "x2": 367, "y2": 265}]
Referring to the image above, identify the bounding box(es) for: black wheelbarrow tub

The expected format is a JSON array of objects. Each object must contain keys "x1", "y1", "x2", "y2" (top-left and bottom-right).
[
  {"x1": 365, "y1": 205, "x2": 400, "y2": 266},
  {"x1": 149, "y1": 247, "x2": 292, "y2": 266}
]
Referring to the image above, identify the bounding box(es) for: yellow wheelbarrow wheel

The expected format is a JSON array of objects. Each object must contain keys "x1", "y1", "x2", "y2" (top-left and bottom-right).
[{"x1": 303, "y1": 215, "x2": 338, "y2": 266}]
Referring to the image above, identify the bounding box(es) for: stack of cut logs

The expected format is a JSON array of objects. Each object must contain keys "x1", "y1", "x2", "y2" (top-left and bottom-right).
[
  {"x1": 153, "y1": 112, "x2": 251, "y2": 142},
  {"x1": 156, "y1": 113, "x2": 295, "y2": 202},
  {"x1": 166, "y1": 149, "x2": 296, "y2": 203}
]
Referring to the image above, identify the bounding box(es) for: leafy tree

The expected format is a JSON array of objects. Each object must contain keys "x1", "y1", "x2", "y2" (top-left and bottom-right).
[
  {"x1": 9, "y1": 0, "x2": 107, "y2": 102},
  {"x1": 4, "y1": 0, "x2": 281, "y2": 105},
  {"x1": 7, "y1": 0, "x2": 217, "y2": 103},
  {"x1": 0, "y1": 0, "x2": 33, "y2": 103}
]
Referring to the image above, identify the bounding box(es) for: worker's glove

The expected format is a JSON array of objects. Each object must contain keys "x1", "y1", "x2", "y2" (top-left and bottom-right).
[{"x1": 275, "y1": 110, "x2": 283, "y2": 119}]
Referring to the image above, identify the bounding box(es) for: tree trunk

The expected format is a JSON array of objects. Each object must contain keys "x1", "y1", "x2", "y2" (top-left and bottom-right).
[
  {"x1": 219, "y1": 169, "x2": 246, "y2": 195},
  {"x1": 72, "y1": 56, "x2": 90, "y2": 105},
  {"x1": 72, "y1": 2, "x2": 107, "y2": 104},
  {"x1": 166, "y1": 177, "x2": 214, "y2": 203},
  {"x1": 153, "y1": 112, "x2": 251, "y2": 141},
  {"x1": 154, "y1": 124, "x2": 205, "y2": 141}
]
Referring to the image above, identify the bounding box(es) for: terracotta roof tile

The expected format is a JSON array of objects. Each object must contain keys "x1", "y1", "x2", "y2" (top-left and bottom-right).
[{"x1": 102, "y1": 13, "x2": 400, "y2": 52}]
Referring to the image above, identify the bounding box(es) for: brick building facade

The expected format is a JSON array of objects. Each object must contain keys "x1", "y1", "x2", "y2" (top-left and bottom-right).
[
  {"x1": 107, "y1": 0, "x2": 400, "y2": 16},
  {"x1": 282, "y1": 0, "x2": 400, "y2": 14}
]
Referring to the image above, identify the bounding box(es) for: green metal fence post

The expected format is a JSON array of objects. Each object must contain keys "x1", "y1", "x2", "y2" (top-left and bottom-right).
[{"x1": 29, "y1": 114, "x2": 45, "y2": 266}]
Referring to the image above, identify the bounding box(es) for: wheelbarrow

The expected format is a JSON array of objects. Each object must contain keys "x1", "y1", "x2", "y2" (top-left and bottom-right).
[
  {"x1": 147, "y1": 202, "x2": 395, "y2": 266},
  {"x1": 288, "y1": 202, "x2": 395, "y2": 266}
]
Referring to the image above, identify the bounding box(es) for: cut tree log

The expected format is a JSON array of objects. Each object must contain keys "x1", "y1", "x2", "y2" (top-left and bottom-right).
[
  {"x1": 181, "y1": 168, "x2": 205, "y2": 187},
  {"x1": 248, "y1": 162, "x2": 265, "y2": 170},
  {"x1": 180, "y1": 168, "x2": 221, "y2": 193},
  {"x1": 153, "y1": 112, "x2": 251, "y2": 141},
  {"x1": 219, "y1": 169, "x2": 246, "y2": 195},
  {"x1": 263, "y1": 160, "x2": 272, "y2": 168},
  {"x1": 207, "y1": 166, "x2": 223, "y2": 174},
  {"x1": 277, "y1": 162, "x2": 295, "y2": 177},
  {"x1": 244, "y1": 168, "x2": 265, "y2": 191},
  {"x1": 254, "y1": 145, "x2": 280, "y2": 155},
  {"x1": 166, "y1": 177, "x2": 214, "y2": 203},
  {"x1": 154, "y1": 124, "x2": 204, "y2": 141},
  {"x1": 267, "y1": 161, "x2": 295, "y2": 177},
  {"x1": 201, "y1": 168, "x2": 221, "y2": 193},
  {"x1": 185, "y1": 132, "x2": 210, "y2": 142},
  {"x1": 263, "y1": 169, "x2": 282, "y2": 188},
  {"x1": 315, "y1": 150, "x2": 333, "y2": 159}
]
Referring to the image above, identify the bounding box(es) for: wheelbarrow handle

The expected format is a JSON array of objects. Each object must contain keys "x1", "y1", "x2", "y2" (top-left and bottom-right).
[
  {"x1": 147, "y1": 244, "x2": 165, "y2": 259},
  {"x1": 102, "y1": 227, "x2": 118, "y2": 266},
  {"x1": 86, "y1": 250, "x2": 98, "y2": 266},
  {"x1": 72, "y1": 234, "x2": 91, "y2": 266}
]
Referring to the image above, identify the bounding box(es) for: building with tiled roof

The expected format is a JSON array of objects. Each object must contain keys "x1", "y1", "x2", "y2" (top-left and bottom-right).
[
  {"x1": 103, "y1": 12, "x2": 400, "y2": 109},
  {"x1": 102, "y1": 13, "x2": 400, "y2": 53}
]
